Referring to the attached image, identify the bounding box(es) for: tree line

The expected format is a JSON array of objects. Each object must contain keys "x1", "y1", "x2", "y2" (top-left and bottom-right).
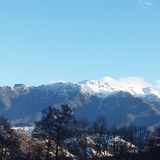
[{"x1": 0, "y1": 104, "x2": 160, "y2": 160}]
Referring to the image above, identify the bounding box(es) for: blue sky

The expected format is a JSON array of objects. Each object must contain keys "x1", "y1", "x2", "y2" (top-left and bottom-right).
[{"x1": 0, "y1": 0, "x2": 160, "y2": 86}]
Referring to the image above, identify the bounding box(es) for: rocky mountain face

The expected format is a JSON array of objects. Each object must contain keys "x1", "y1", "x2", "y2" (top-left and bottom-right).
[{"x1": 0, "y1": 78, "x2": 160, "y2": 127}]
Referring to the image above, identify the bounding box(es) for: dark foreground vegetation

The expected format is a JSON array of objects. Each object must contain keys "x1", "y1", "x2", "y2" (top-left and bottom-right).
[{"x1": 0, "y1": 104, "x2": 160, "y2": 160}]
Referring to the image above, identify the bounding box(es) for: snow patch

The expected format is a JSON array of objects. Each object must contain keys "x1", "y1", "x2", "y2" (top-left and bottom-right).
[{"x1": 79, "y1": 76, "x2": 160, "y2": 98}]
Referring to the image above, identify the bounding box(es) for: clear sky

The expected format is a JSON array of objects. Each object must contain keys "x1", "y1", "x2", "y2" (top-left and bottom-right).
[{"x1": 0, "y1": 0, "x2": 160, "y2": 86}]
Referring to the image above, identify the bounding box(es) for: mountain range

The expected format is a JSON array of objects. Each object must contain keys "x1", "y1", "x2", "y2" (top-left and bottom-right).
[{"x1": 1, "y1": 77, "x2": 160, "y2": 127}]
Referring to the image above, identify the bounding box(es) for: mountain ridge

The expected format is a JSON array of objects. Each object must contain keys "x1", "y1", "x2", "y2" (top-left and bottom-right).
[
  {"x1": 1, "y1": 76, "x2": 160, "y2": 98},
  {"x1": 0, "y1": 76, "x2": 160, "y2": 127}
]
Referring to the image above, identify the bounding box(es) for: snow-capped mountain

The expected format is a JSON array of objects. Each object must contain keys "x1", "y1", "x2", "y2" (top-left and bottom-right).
[
  {"x1": 0, "y1": 76, "x2": 160, "y2": 127},
  {"x1": 79, "y1": 77, "x2": 160, "y2": 98}
]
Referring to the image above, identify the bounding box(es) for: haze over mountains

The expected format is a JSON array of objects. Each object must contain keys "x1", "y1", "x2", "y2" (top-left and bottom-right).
[{"x1": 1, "y1": 76, "x2": 160, "y2": 127}]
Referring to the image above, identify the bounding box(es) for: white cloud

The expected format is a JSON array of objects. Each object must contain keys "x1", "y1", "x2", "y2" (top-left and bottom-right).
[
  {"x1": 119, "y1": 76, "x2": 151, "y2": 88},
  {"x1": 156, "y1": 80, "x2": 160, "y2": 84},
  {"x1": 156, "y1": 80, "x2": 160, "y2": 88},
  {"x1": 137, "y1": 0, "x2": 153, "y2": 9},
  {"x1": 49, "y1": 80, "x2": 66, "y2": 84},
  {"x1": 102, "y1": 76, "x2": 151, "y2": 88}
]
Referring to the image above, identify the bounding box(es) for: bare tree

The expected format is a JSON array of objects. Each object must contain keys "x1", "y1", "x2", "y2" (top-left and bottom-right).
[
  {"x1": 32, "y1": 104, "x2": 74, "y2": 160},
  {"x1": 0, "y1": 118, "x2": 20, "y2": 160},
  {"x1": 93, "y1": 115, "x2": 109, "y2": 159},
  {"x1": 74, "y1": 119, "x2": 91, "y2": 160}
]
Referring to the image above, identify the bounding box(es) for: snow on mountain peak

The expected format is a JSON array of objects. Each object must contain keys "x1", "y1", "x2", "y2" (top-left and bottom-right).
[{"x1": 79, "y1": 76, "x2": 160, "y2": 98}]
